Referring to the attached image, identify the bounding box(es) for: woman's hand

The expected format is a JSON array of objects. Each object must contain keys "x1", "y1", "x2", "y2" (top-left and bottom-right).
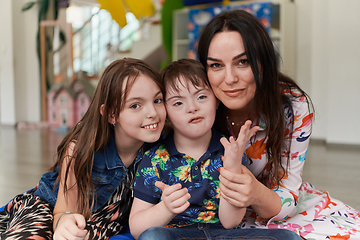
[
  {"x1": 53, "y1": 213, "x2": 88, "y2": 240},
  {"x1": 155, "y1": 181, "x2": 191, "y2": 214},
  {"x1": 218, "y1": 166, "x2": 262, "y2": 208}
]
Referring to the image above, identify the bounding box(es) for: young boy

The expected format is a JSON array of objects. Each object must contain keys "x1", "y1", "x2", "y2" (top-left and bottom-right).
[{"x1": 129, "y1": 59, "x2": 259, "y2": 239}]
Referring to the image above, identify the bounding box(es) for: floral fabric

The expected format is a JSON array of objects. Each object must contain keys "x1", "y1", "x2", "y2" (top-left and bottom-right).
[
  {"x1": 237, "y1": 90, "x2": 360, "y2": 239},
  {"x1": 133, "y1": 130, "x2": 244, "y2": 227}
]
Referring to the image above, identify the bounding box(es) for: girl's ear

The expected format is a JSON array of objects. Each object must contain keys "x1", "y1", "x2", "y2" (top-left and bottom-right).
[{"x1": 100, "y1": 104, "x2": 116, "y2": 124}]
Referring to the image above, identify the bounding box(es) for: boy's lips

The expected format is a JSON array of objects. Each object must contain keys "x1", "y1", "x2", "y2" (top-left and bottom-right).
[
  {"x1": 189, "y1": 117, "x2": 203, "y2": 123},
  {"x1": 142, "y1": 122, "x2": 159, "y2": 130}
]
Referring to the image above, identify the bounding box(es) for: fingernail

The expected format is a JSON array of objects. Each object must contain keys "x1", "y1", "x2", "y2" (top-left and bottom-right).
[{"x1": 218, "y1": 167, "x2": 221, "y2": 172}]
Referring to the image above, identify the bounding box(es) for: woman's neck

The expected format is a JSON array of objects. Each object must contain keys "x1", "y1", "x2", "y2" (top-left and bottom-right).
[{"x1": 225, "y1": 108, "x2": 251, "y2": 136}]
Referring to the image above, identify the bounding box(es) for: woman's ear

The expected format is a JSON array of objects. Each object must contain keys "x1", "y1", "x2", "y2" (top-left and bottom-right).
[{"x1": 100, "y1": 104, "x2": 116, "y2": 125}]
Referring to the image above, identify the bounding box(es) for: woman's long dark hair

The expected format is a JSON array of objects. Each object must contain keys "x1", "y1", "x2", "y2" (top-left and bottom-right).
[
  {"x1": 50, "y1": 58, "x2": 163, "y2": 218},
  {"x1": 198, "y1": 10, "x2": 313, "y2": 188}
]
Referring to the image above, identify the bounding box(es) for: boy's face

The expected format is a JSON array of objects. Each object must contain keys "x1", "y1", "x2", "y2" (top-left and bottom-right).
[{"x1": 165, "y1": 76, "x2": 217, "y2": 140}]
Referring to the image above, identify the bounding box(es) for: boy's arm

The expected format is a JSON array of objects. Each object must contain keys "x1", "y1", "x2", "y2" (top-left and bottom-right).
[
  {"x1": 129, "y1": 182, "x2": 190, "y2": 239},
  {"x1": 219, "y1": 137, "x2": 246, "y2": 228},
  {"x1": 218, "y1": 121, "x2": 259, "y2": 228}
]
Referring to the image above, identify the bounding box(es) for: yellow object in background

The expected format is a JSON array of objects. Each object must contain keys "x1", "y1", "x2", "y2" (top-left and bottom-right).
[{"x1": 98, "y1": 0, "x2": 155, "y2": 28}]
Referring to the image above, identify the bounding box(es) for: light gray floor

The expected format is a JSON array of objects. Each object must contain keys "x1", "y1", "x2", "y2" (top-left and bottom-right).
[{"x1": 0, "y1": 126, "x2": 359, "y2": 210}]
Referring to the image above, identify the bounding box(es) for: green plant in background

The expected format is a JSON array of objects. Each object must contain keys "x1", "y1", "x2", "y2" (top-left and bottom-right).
[
  {"x1": 160, "y1": 0, "x2": 184, "y2": 69},
  {"x1": 22, "y1": 0, "x2": 66, "y2": 90}
]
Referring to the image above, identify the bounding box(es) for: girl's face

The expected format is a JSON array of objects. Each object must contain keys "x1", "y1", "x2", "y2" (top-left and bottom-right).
[
  {"x1": 115, "y1": 74, "x2": 166, "y2": 146},
  {"x1": 206, "y1": 31, "x2": 256, "y2": 114}
]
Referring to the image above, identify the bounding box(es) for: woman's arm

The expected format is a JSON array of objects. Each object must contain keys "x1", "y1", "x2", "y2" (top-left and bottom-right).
[
  {"x1": 53, "y1": 142, "x2": 88, "y2": 239},
  {"x1": 129, "y1": 182, "x2": 190, "y2": 239},
  {"x1": 219, "y1": 98, "x2": 313, "y2": 221}
]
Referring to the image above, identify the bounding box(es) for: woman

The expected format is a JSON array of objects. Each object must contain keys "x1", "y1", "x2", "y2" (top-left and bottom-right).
[{"x1": 198, "y1": 9, "x2": 360, "y2": 239}]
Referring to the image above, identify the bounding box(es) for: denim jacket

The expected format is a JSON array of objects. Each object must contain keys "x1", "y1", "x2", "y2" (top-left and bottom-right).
[{"x1": 34, "y1": 133, "x2": 143, "y2": 211}]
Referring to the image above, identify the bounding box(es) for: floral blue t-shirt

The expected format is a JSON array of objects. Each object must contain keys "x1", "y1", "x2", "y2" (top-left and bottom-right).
[{"x1": 134, "y1": 129, "x2": 247, "y2": 227}]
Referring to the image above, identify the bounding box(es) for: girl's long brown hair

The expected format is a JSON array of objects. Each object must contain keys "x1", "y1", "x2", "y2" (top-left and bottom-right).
[
  {"x1": 198, "y1": 10, "x2": 314, "y2": 188},
  {"x1": 50, "y1": 58, "x2": 163, "y2": 219}
]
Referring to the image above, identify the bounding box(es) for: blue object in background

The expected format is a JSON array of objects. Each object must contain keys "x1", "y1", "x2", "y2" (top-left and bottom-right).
[
  {"x1": 183, "y1": 0, "x2": 222, "y2": 6},
  {"x1": 187, "y1": 2, "x2": 273, "y2": 59}
]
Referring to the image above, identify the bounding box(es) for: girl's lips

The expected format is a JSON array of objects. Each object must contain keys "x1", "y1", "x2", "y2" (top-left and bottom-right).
[
  {"x1": 142, "y1": 122, "x2": 159, "y2": 130},
  {"x1": 189, "y1": 117, "x2": 203, "y2": 123},
  {"x1": 223, "y1": 89, "x2": 244, "y2": 97}
]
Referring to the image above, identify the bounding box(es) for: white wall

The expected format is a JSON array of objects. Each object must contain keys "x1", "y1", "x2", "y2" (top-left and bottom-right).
[
  {"x1": 0, "y1": 0, "x2": 41, "y2": 126},
  {"x1": 0, "y1": 0, "x2": 16, "y2": 125},
  {"x1": 296, "y1": 0, "x2": 360, "y2": 145}
]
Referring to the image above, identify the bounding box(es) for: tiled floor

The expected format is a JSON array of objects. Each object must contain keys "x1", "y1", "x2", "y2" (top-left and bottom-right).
[{"x1": 0, "y1": 126, "x2": 359, "y2": 210}]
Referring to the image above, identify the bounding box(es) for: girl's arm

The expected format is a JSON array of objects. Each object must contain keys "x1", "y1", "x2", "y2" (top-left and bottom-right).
[
  {"x1": 53, "y1": 142, "x2": 88, "y2": 240},
  {"x1": 129, "y1": 182, "x2": 190, "y2": 239}
]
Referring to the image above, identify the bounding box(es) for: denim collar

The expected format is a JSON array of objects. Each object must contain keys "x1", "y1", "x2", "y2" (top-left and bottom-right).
[
  {"x1": 94, "y1": 131, "x2": 143, "y2": 170},
  {"x1": 164, "y1": 129, "x2": 224, "y2": 161}
]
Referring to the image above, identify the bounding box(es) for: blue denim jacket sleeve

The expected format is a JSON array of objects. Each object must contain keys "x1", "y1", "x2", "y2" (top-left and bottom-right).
[{"x1": 34, "y1": 133, "x2": 142, "y2": 211}]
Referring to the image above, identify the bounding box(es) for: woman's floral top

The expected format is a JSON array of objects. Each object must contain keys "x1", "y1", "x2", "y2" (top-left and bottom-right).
[{"x1": 237, "y1": 89, "x2": 360, "y2": 239}]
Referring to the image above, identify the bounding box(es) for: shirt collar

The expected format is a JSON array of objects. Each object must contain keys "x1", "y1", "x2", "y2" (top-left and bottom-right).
[{"x1": 164, "y1": 129, "x2": 224, "y2": 158}]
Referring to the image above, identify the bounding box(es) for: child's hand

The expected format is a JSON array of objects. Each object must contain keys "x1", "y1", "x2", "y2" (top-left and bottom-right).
[
  {"x1": 220, "y1": 120, "x2": 260, "y2": 172},
  {"x1": 155, "y1": 181, "x2": 191, "y2": 214},
  {"x1": 53, "y1": 213, "x2": 88, "y2": 240}
]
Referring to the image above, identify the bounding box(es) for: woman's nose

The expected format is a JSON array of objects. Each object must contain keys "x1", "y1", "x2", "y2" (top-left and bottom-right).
[{"x1": 224, "y1": 67, "x2": 239, "y2": 85}]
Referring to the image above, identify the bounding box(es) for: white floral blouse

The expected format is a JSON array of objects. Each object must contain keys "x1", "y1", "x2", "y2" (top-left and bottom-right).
[{"x1": 235, "y1": 89, "x2": 360, "y2": 239}]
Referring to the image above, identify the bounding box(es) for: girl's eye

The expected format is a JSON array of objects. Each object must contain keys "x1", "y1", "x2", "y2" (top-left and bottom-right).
[
  {"x1": 154, "y1": 98, "x2": 163, "y2": 104},
  {"x1": 130, "y1": 103, "x2": 141, "y2": 109}
]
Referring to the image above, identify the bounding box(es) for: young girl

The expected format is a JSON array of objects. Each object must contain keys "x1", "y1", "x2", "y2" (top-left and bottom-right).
[{"x1": 0, "y1": 58, "x2": 166, "y2": 240}]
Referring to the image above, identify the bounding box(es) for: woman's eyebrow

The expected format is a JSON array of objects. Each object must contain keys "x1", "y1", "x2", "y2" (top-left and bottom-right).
[
  {"x1": 232, "y1": 52, "x2": 246, "y2": 61},
  {"x1": 207, "y1": 52, "x2": 247, "y2": 62},
  {"x1": 207, "y1": 57, "x2": 221, "y2": 62}
]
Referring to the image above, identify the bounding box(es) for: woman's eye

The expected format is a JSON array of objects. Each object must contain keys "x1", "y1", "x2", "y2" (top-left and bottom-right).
[
  {"x1": 154, "y1": 98, "x2": 163, "y2": 104},
  {"x1": 130, "y1": 103, "x2": 140, "y2": 109},
  {"x1": 238, "y1": 59, "x2": 249, "y2": 66},
  {"x1": 209, "y1": 63, "x2": 221, "y2": 69}
]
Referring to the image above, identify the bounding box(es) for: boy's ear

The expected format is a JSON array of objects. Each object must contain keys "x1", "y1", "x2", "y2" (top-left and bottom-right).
[{"x1": 100, "y1": 104, "x2": 116, "y2": 124}]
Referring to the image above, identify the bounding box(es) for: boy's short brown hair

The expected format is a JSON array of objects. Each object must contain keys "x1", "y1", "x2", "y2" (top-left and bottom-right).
[{"x1": 160, "y1": 59, "x2": 211, "y2": 99}]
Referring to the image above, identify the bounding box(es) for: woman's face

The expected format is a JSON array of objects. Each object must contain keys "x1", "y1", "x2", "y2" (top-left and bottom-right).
[{"x1": 206, "y1": 31, "x2": 256, "y2": 113}]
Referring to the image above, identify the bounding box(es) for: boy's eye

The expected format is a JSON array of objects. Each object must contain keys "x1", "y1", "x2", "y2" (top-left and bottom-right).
[
  {"x1": 130, "y1": 103, "x2": 140, "y2": 109},
  {"x1": 198, "y1": 95, "x2": 207, "y2": 100},
  {"x1": 173, "y1": 101, "x2": 183, "y2": 106}
]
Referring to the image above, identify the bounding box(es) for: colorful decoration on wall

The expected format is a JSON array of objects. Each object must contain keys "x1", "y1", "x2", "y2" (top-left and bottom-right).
[
  {"x1": 97, "y1": 0, "x2": 155, "y2": 27},
  {"x1": 188, "y1": 2, "x2": 273, "y2": 60}
]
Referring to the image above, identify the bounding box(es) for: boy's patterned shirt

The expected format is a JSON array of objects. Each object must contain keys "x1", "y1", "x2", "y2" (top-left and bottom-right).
[{"x1": 134, "y1": 129, "x2": 246, "y2": 227}]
